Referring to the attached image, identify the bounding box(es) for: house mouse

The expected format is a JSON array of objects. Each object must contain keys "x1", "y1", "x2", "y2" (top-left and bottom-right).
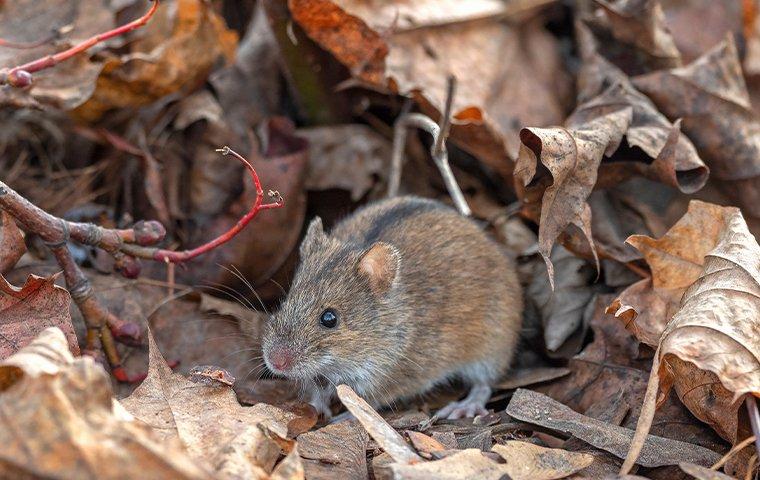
[{"x1": 262, "y1": 196, "x2": 523, "y2": 419}]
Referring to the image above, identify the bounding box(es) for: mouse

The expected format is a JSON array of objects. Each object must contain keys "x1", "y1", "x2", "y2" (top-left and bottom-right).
[{"x1": 262, "y1": 195, "x2": 523, "y2": 419}]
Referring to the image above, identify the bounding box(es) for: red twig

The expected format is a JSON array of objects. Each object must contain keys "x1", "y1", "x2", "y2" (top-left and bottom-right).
[
  {"x1": 0, "y1": 1, "x2": 159, "y2": 87},
  {"x1": 0, "y1": 146, "x2": 282, "y2": 381},
  {"x1": 121, "y1": 146, "x2": 284, "y2": 263}
]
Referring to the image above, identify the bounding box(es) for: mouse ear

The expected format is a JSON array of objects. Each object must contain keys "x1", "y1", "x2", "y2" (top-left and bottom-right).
[
  {"x1": 300, "y1": 216, "x2": 327, "y2": 257},
  {"x1": 358, "y1": 242, "x2": 400, "y2": 295}
]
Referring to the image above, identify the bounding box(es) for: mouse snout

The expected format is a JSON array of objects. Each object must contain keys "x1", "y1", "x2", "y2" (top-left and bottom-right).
[{"x1": 266, "y1": 345, "x2": 296, "y2": 373}]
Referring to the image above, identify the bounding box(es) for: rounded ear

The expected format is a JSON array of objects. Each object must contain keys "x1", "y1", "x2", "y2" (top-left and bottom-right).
[
  {"x1": 358, "y1": 242, "x2": 400, "y2": 295},
  {"x1": 300, "y1": 216, "x2": 327, "y2": 257}
]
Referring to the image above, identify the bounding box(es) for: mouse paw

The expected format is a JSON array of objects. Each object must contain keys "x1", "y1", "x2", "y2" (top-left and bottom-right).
[{"x1": 437, "y1": 399, "x2": 489, "y2": 420}]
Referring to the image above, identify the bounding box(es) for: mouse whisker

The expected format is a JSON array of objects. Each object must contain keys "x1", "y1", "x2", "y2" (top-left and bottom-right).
[
  {"x1": 217, "y1": 263, "x2": 271, "y2": 316},
  {"x1": 198, "y1": 283, "x2": 257, "y2": 311}
]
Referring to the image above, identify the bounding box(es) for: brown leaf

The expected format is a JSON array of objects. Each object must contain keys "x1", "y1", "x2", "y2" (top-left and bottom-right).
[
  {"x1": 297, "y1": 420, "x2": 369, "y2": 480},
  {"x1": 661, "y1": 0, "x2": 741, "y2": 63},
  {"x1": 633, "y1": 35, "x2": 760, "y2": 219},
  {"x1": 678, "y1": 462, "x2": 735, "y2": 480},
  {"x1": 622, "y1": 201, "x2": 760, "y2": 471},
  {"x1": 506, "y1": 389, "x2": 721, "y2": 468},
  {"x1": 0, "y1": 210, "x2": 25, "y2": 274},
  {"x1": 0, "y1": 327, "x2": 210, "y2": 479},
  {"x1": 122, "y1": 330, "x2": 299, "y2": 478},
  {"x1": 575, "y1": 41, "x2": 708, "y2": 194},
  {"x1": 270, "y1": 446, "x2": 305, "y2": 480},
  {"x1": 494, "y1": 366, "x2": 572, "y2": 391},
  {"x1": 526, "y1": 246, "x2": 601, "y2": 352},
  {"x1": 299, "y1": 124, "x2": 391, "y2": 201},
  {"x1": 389, "y1": 441, "x2": 593, "y2": 480},
  {"x1": 74, "y1": 0, "x2": 238, "y2": 121},
  {"x1": 583, "y1": 0, "x2": 682, "y2": 75},
  {"x1": 288, "y1": 0, "x2": 571, "y2": 179},
  {"x1": 406, "y1": 431, "x2": 446, "y2": 459},
  {"x1": 607, "y1": 200, "x2": 759, "y2": 445},
  {"x1": 0, "y1": 272, "x2": 79, "y2": 358},
  {"x1": 336, "y1": 384, "x2": 422, "y2": 464},
  {"x1": 516, "y1": 106, "x2": 632, "y2": 285},
  {"x1": 0, "y1": 0, "x2": 117, "y2": 109}
]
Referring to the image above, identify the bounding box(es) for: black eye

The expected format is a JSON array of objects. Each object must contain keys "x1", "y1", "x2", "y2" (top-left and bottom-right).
[{"x1": 320, "y1": 309, "x2": 338, "y2": 328}]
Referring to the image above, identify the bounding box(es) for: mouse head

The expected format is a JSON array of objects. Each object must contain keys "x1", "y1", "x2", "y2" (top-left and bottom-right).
[{"x1": 262, "y1": 216, "x2": 407, "y2": 384}]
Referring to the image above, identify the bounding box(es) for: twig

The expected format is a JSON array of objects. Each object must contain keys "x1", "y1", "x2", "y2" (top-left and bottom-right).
[
  {"x1": 711, "y1": 435, "x2": 757, "y2": 470},
  {"x1": 0, "y1": 147, "x2": 283, "y2": 381},
  {"x1": 0, "y1": 1, "x2": 159, "y2": 87},
  {"x1": 747, "y1": 396, "x2": 760, "y2": 463},
  {"x1": 387, "y1": 76, "x2": 471, "y2": 216}
]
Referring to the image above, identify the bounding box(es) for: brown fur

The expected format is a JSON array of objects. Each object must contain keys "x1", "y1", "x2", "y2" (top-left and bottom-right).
[{"x1": 262, "y1": 196, "x2": 523, "y2": 408}]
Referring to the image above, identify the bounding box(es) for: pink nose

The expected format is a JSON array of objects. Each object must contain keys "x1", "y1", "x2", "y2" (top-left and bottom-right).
[{"x1": 268, "y1": 348, "x2": 294, "y2": 372}]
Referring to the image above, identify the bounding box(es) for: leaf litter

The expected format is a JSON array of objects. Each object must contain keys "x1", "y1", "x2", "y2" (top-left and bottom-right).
[{"x1": 1, "y1": 0, "x2": 760, "y2": 479}]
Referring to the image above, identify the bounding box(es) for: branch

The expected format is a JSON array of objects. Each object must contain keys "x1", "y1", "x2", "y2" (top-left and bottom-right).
[
  {"x1": 388, "y1": 75, "x2": 471, "y2": 216},
  {"x1": 0, "y1": 146, "x2": 283, "y2": 381},
  {"x1": 0, "y1": 0, "x2": 159, "y2": 87}
]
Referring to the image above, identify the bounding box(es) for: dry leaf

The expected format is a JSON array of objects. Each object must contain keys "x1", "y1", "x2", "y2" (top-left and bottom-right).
[
  {"x1": 299, "y1": 124, "x2": 391, "y2": 201},
  {"x1": 575, "y1": 38, "x2": 708, "y2": 194},
  {"x1": 607, "y1": 200, "x2": 733, "y2": 346},
  {"x1": 288, "y1": 0, "x2": 571, "y2": 179},
  {"x1": 583, "y1": 0, "x2": 682, "y2": 74},
  {"x1": 336, "y1": 384, "x2": 422, "y2": 465},
  {"x1": 74, "y1": 0, "x2": 238, "y2": 121},
  {"x1": 526, "y1": 245, "x2": 601, "y2": 352},
  {"x1": 122, "y1": 330, "x2": 300, "y2": 479},
  {"x1": 406, "y1": 431, "x2": 446, "y2": 459},
  {"x1": 0, "y1": 272, "x2": 79, "y2": 358},
  {"x1": 270, "y1": 446, "x2": 305, "y2": 480},
  {"x1": 608, "y1": 200, "x2": 758, "y2": 446},
  {"x1": 297, "y1": 420, "x2": 369, "y2": 480},
  {"x1": 506, "y1": 389, "x2": 721, "y2": 468},
  {"x1": 515, "y1": 105, "x2": 631, "y2": 285},
  {"x1": 0, "y1": 327, "x2": 210, "y2": 479},
  {"x1": 389, "y1": 441, "x2": 593, "y2": 480},
  {"x1": 0, "y1": 0, "x2": 118, "y2": 109},
  {"x1": 495, "y1": 366, "x2": 572, "y2": 391},
  {"x1": 0, "y1": 210, "x2": 25, "y2": 274},
  {"x1": 678, "y1": 462, "x2": 735, "y2": 480},
  {"x1": 633, "y1": 35, "x2": 760, "y2": 219},
  {"x1": 621, "y1": 201, "x2": 760, "y2": 471}
]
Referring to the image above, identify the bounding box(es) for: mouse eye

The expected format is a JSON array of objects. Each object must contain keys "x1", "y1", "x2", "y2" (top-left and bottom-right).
[{"x1": 319, "y1": 309, "x2": 338, "y2": 328}]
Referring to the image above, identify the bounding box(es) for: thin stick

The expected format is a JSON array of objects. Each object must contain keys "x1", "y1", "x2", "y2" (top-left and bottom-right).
[
  {"x1": 747, "y1": 396, "x2": 760, "y2": 462},
  {"x1": 711, "y1": 435, "x2": 757, "y2": 470},
  {"x1": 387, "y1": 76, "x2": 471, "y2": 216},
  {"x1": 1, "y1": 1, "x2": 160, "y2": 87}
]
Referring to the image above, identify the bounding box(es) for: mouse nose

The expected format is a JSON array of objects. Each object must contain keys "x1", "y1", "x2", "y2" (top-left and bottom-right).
[{"x1": 268, "y1": 347, "x2": 294, "y2": 372}]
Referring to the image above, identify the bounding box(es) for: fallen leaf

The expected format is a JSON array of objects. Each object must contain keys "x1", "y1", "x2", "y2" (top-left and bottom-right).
[
  {"x1": 389, "y1": 441, "x2": 593, "y2": 480},
  {"x1": 516, "y1": 105, "x2": 631, "y2": 285},
  {"x1": 678, "y1": 462, "x2": 735, "y2": 480},
  {"x1": 0, "y1": 272, "x2": 79, "y2": 358},
  {"x1": 299, "y1": 124, "x2": 391, "y2": 201},
  {"x1": 608, "y1": 200, "x2": 759, "y2": 446},
  {"x1": 0, "y1": 210, "x2": 25, "y2": 274},
  {"x1": 122, "y1": 330, "x2": 301, "y2": 478},
  {"x1": 406, "y1": 430, "x2": 446, "y2": 459},
  {"x1": 494, "y1": 366, "x2": 572, "y2": 391},
  {"x1": 0, "y1": 327, "x2": 210, "y2": 479},
  {"x1": 661, "y1": 0, "x2": 741, "y2": 63},
  {"x1": 297, "y1": 420, "x2": 369, "y2": 480},
  {"x1": 583, "y1": 0, "x2": 682, "y2": 75},
  {"x1": 526, "y1": 245, "x2": 601, "y2": 352},
  {"x1": 336, "y1": 384, "x2": 422, "y2": 464},
  {"x1": 271, "y1": 446, "x2": 305, "y2": 480},
  {"x1": 74, "y1": 0, "x2": 238, "y2": 121},
  {"x1": 288, "y1": 0, "x2": 571, "y2": 180},
  {"x1": 0, "y1": 0, "x2": 118, "y2": 109},
  {"x1": 506, "y1": 389, "x2": 721, "y2": 468},
  {"x1": 634, "y1": 35, "x2": 760, "y2": 219},
  {"x1": 607, "y1": 200, "x2": 733, "y2": 346},
  {"x1": 575, "y1": 38, "x2": 708, "y2": 195}
]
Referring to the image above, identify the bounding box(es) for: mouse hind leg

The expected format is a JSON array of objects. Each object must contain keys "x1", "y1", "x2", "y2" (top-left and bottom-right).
[{"x1": 436, "y1": 360, "x2": 500, "y2": 419}]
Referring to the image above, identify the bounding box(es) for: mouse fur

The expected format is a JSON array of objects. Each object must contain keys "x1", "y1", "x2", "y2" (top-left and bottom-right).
[{"x1": 262, "y1": 195, "x2": 523, "y2": 418}]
